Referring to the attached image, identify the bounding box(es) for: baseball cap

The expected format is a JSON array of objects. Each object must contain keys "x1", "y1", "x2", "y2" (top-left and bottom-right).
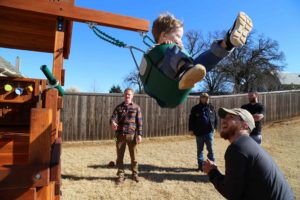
[
  {"x1": 200, "y1": 93, "x2": 209, "y2": 97},
  {"x1": 218, "y1": 107, "x2": 255, "y2": 131}
]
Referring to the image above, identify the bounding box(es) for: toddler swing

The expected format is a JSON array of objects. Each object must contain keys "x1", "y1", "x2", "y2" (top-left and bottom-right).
[{"x1": 89, "y1": 24, "x2": 192, "y2": 108}]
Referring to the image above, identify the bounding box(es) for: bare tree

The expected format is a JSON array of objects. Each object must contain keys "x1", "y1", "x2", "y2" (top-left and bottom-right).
[
  {"x1": 203, "y1": 67, "x2": 232, "y2": 94},
  {"x1": 124, "y1": 70, "x2": 144, "y2": 94},
  {"x1": 185, "y1": 30, "x2": 207, "y2": 57},
  {"x1": 184, "y1": 30, "x2": 285, "y2": 94},
  {"x1": 220, "y1": 33, "x2": 285, "y2": 93},
  {"x1": 184, "y1": 30, "x2": 231, "y2": 93}
]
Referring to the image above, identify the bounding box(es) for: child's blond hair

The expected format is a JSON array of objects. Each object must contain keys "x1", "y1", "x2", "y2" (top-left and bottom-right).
[{"x1": 152, "y1": 13, "x2": 183, "y2": 43}]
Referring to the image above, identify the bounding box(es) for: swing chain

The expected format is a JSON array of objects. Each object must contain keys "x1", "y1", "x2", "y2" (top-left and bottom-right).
[
  {"x1": 139, "y1": 32, "x2": 155, "y2": 48},
  {"x1": 88, "y1": 23, "x2": 150, "y2": 71},
  {"x1": 88, "y1": 23, "x2": 127, "y2": 48}
]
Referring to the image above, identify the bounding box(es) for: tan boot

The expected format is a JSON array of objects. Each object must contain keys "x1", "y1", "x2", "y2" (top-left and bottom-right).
[
  {"x1": 132, "y1": 174, "x2": 140, "y2": 183},
  {"x1": 179, "y1": 64, "x2": 206, "y2": 89},
  {"x1": 226, "y1": 12, "x2": 253, "y2": 48},
  {"x1": 115, "y1": 170, "x2": 125, "y2": 185},
  {"x1": 115, "y1": 175, "x2": 125, "y2": 185}
]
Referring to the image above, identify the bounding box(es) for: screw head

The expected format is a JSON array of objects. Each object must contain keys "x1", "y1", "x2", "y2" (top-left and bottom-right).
[{"x1": 34, "y1": 174, "x2": 41, "y2": 180}]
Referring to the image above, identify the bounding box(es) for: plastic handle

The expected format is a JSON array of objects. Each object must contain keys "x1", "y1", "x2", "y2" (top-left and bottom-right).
[
  {"x1": 40, "y1": 65, "x2": 65, "y2": 96},
  {"x1": 40, "y1": 65, "x2": 57, "y2": 85}
]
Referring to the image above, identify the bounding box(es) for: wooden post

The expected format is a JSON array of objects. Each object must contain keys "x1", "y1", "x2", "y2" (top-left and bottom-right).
[
  {"x1": 28, "y1": 108, "x2": 52, "y2": 165},
  {"x1": 50, "y1": 17, "x2": 65, "y2": 199},
  {"x1": 28, "y1": 108, "x2": 53, "y2": 200},
  {"x1": 44, "y1": 89, "x2": 60, "y2": 143},
  {"x1": 0, "y1": 1, "x2": 149, "y2": 199},
  {"x1": 52, "y1": 17, "x2": 65, "y2": 83}
]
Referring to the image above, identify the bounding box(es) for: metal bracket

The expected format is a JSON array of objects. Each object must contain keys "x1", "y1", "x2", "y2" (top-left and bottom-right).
[{"x1": 57, "y1": 16, "x2": 64, "y2": 32}]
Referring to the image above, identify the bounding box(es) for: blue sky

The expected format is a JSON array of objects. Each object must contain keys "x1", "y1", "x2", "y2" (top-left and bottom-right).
[{"x1": 1, "y1": 0, "x2": 299, "y2": 92}]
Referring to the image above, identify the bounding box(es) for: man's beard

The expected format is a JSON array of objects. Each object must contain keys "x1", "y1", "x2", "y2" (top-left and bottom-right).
[
  {"x1": 220, "y1": 126, "x2": 236, "y2": 140},
  {"x1": 249, "y1": 98, "x2": 256, "y2": 103}
]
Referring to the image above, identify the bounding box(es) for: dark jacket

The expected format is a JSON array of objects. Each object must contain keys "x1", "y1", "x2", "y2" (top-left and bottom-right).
[
  {"x1": 208, "y1": 135, "x2": 294, "y2": 200},
  {"x1": 189, "y1": 103, "x2": 217, "y2": 136},
  {"x1": 241, "y1": 102, "x2": 265, "y2": 136}
]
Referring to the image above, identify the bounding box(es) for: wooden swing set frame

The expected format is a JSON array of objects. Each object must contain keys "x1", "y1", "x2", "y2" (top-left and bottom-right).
[{"x1": 0, "y1": 1, "x2": 149, "y2": 199}]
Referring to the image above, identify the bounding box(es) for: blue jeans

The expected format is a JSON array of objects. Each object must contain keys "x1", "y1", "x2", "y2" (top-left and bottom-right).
[
  {"x1": 158, "y1": 40, "x2": 232, "y2": 79},
  {"x1": 196, "y1": 131, "x2": 215, "y2": 170},
  {"x1": 194, "y1": 40, "x2": 232, "y2": 72}
]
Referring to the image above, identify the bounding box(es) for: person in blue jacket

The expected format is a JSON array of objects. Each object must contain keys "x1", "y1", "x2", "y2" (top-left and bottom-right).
[{"x1": 189, "y1": 93, "x2": 217, "y2": 171}]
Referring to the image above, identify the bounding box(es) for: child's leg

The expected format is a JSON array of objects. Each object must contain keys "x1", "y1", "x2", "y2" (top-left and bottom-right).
[
  {"x1": 194, "y1": 12, "x2": 253, "y2": 72},
  {"x1": 157, "y1": 45, "x2": 188, "y2": 80},
  {"x1": 178, "y1": 63, "x2": 206, "y2": 89},
  {"x1": 193, "y1": 40, "x2": 231, "y2": 72},
  {"x1": 156, "y1": 45, "x2": 206, "y2": 90},
  {"x1": 225, "y1": 12, "x2": 253, "y2": 49}
]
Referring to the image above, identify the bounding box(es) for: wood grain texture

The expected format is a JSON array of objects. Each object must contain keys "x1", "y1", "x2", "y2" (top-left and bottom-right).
[
  {"x1": 28, "y1": 108, "x2": 52, "y2": 165},
  {"x1": 0, "y1": 165, "x2": 49, "y2": 188},
  {"x1": 0, "y1": 188, "x2": 36, "y2": 200},
  {"x1": 60, "y1": 90, "x2": 300, "y2": 141},
  {"x1": 0, "y1": 0, "x2": 149, "y2": 31}
]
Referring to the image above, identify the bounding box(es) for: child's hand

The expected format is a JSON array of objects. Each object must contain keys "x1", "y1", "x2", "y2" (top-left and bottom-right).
[
  {"x1": 161, "y1": 39, "x2": 174, "y2": 45},
  {"x1": 176, "y1": 41, "x2": 183, "y2": 49},
  {"x1": 161, "y1": 40, "x2": 183, "y2": 49}
]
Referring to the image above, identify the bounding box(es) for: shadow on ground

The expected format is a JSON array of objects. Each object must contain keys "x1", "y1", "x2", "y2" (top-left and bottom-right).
[
  {"x1": 139, "y1": 172, "x2": 209, "y2": 183},
  {"x1": 62, "y1": 163, "x2": 209, "y2": 183},
  {"x1": 88, "y1": 163, "x2": 198, "y2": 173},
  {"x1": 61, "y1": 174, "x2": 115, "y2": 181}
]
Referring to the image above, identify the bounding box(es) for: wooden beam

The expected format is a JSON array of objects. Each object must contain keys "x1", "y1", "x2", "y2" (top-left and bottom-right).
[
  {"x1": 0, "y1": 165, "x2": 49, "y2": 188},
  {"x1": 0, "y1": 0, "x2": 149, "y2": 32},
  {"x1": 0, "y1": 139, "x2": 28, "y2": 154},
  {"x1": 52, "y1": 18, "x2": 65, "y2": 83},
  {"x1": 0, "y1": 188, "x2": 36, "y2": 200},
  {"x1": 0, "y1": 7, "x2": 72, "y2": 58},
  {"x1": 44, "y1": 90, "x2": 59, "y2": 143},
  {"x1": 0, "y1": 153, "x2": 28, "y2": 165},
  {"x1": 0, "y1": 8, "x2": 55, "y2": 37},
  {"x1": 37, "y1": 182, "x2": 55, "y2": 200},
  {"x1": 28, "y1": 108, "x2": 52, "y2": 165},
  {"x1": 0, "y1": 29, "x2": 54, "y2": 53}
]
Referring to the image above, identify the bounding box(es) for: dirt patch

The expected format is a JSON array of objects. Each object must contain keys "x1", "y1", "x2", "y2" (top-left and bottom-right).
[{"x1": 61, "y1": 117, "x2": 300, "y2": 200}]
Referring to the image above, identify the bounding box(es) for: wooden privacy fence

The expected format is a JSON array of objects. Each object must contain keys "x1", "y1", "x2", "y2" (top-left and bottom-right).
[{"x1": 61, "y1": 90, "x2": 300, "y2": 141}]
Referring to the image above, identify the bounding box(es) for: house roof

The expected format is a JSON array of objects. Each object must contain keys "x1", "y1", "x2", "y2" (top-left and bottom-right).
[
  {"x1": 0, "y1": 56, "x2": 24, "y2": 77},
  {"x1": 278, "y1": 72, "x2": 300, "y2": 85}
]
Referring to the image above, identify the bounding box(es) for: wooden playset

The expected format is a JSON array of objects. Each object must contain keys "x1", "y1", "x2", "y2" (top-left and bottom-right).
[{"x1": 0, "y1": 0, "x2": 149, "y2": 199}]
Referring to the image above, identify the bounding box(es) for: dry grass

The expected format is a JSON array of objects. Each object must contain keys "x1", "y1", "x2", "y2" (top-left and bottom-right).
[{"x1": 61, "y1": 117, "x2": 300, "y2": 200}]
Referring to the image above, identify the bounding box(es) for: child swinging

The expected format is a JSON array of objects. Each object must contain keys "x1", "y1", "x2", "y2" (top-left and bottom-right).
[{"x1": 140, "y1": 12, "x2": 253, "y2": 107}]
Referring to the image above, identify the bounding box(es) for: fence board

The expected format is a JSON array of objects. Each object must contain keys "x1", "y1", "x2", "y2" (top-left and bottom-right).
[{"x1": 60, "y1": 90, "x2": 300, "y2": 141}]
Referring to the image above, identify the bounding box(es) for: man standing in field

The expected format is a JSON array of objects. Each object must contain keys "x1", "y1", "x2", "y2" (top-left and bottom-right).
[
  {"x1": 110, "y1": 88, "x2": 143, "y2": 185},
  {"x1": 241, "y1": 91, "x2": 265, "y2": 144},
  {"x1": 203, "y1": 107, "x2": 294, "y2": 200},
  {"x1": 189, "y1": 93, "x2": 217, "y2": 171}
]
